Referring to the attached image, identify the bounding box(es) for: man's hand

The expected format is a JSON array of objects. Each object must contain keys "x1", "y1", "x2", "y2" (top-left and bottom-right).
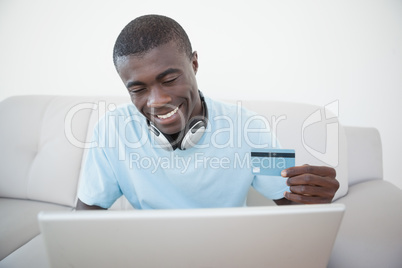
[
  {"x1": 76, "y1": 199, "x2": 106, "y2": 210},
  {"x1": 280, "y1": 165, "x2": 339, "y2": 204}
]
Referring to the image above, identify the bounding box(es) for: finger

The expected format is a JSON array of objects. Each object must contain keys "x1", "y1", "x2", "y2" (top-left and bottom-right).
[
  {"x1": 282, "y1": 165, "x2": 336, "y2": 178},
  {"x1": 284, "y1": 191, "x2": 332, "y2": 204},
  {"x1": 287, "y1": 174, "x2": 339, "y2": 189},
  {"x1": 289, "y1": 185, "x2": 335, "y2": 199}
]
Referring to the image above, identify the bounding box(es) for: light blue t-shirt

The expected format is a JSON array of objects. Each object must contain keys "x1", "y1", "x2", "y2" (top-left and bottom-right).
[{"x1": 78, "y1": 96, "x2": 289, "y2": 209}]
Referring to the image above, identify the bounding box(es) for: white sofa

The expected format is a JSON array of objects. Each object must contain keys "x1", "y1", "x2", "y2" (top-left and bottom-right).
[{"x1": 0, "y1": 95, "x2": 401, "y2": 268}]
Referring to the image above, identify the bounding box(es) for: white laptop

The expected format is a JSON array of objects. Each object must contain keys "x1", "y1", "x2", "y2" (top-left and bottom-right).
[{"x1": 38, "y1": 204, "x2": 345, "y2": 268}]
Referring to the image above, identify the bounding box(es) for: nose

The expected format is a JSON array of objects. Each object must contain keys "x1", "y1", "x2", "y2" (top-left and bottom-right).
[{"x1": 147, "y1": 87, "x2": 172, "y2": 108}]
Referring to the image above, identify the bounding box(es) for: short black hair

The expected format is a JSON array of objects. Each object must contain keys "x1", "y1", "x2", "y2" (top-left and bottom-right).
[{"x1": 113, "y1": 14, "x2": 193, "y2": 67}]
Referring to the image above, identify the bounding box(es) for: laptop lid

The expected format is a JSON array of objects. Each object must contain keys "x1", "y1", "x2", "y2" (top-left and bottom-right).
[{"x1": 38, "y1": 204, "x2": 345, "y2": 268}]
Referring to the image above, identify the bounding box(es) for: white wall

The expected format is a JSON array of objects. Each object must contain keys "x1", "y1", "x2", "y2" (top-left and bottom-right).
[{"x1": 1, "y1": 0, "x2": 401, "y2": 189}]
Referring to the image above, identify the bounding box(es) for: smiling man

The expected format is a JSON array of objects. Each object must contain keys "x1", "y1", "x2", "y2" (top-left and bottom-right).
[
  {"x1": 117, "y1": 41, "x2": 203, "y2": 150},
  {"x1": 76, "y1": 15, "x2": 339, "y2": 210}
]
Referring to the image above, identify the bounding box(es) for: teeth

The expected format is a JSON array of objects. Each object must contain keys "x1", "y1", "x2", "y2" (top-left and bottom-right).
[{"x1": 157, "y1": 107, "x2": 179, "y2": 119}]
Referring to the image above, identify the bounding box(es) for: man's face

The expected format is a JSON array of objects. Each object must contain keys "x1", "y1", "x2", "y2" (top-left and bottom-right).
[{"x1": 116, "y1": 41, "x2": 202, "y2": 135}]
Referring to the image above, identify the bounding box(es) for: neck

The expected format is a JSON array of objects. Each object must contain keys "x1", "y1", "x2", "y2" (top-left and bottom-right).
[{"x1": 165, "y1": 94, "x2": 207, "y2": 149}]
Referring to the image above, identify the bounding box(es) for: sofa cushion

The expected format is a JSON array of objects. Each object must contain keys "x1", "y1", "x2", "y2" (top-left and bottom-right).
[
  {"x1": 0, "y1": 198, "x2": 72, "y2": 260},
  {"x1": 330, "y1": 180, "x2": 402, "y2": 267},
  {"x1": 0, "y1": 235, "x2": 49, "y2": 268}
]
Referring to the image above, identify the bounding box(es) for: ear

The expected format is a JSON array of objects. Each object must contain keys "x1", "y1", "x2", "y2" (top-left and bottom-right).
[{"x1": 191, "y1": 51, "x2": 199, "y2": 75}]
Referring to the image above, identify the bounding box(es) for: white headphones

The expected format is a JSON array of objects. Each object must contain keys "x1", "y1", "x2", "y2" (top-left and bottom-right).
[{"x1": 147, "y1": 91, "x2": 208, "y2": 151}]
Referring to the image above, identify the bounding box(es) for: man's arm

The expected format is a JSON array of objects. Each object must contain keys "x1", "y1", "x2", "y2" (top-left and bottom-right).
[
  {"x1": 76, "y1": 198, "x2": 106, "y2": 210},
  {"x1": 275, "y1": 165, "x2": 339, "y2": 205}
]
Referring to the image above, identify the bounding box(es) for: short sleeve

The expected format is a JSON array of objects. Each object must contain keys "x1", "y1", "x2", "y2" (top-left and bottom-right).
[
  {"x1": 252, "y1": 174, "x2": 290, "y2": 200},
  {"x1": 77, "y1": 122, "x2": 122, "y2": 208}
]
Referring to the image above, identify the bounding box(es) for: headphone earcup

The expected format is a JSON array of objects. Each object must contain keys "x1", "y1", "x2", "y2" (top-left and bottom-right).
[
  {"x1": 179, "y1": 120, "x2": 206, "y2": 150},
  {"x1": 148, "y1": 122, "x2": 175, "y2": 151}
]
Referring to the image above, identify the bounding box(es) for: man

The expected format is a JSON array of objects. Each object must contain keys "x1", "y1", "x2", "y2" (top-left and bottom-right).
[{"x1": 76, "y1": 15, "x2": 339, "y2": 210}]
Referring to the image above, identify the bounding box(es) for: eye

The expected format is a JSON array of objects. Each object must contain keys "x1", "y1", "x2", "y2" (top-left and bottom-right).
[
  {"x1": 129, "y1": 88, "x2": 146, "y2": 95},
  {"x1": 163, "y1": 76, "x2": 179, "y2": 85}
]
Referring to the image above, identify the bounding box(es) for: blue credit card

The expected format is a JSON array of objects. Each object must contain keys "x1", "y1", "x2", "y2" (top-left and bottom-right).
[{"x1": 251, "y1": 149, "x2": 295, "y2": 176}]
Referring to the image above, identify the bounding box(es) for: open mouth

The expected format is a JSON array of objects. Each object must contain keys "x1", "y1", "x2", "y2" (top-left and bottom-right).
[{"x1": 156, "y1": 106, "x2": 179, "y2": 119}]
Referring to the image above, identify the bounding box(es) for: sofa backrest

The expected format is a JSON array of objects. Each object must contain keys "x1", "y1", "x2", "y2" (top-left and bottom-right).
[
  {"x1": 0, "y1": 96, "x2": 101, "y2": 207},
  {"x1": 344, "y1": 126, "x2": 383, "y2": 185},
  {"x1": 0, "y1": 95, "x2": 348, "y2": 208}
]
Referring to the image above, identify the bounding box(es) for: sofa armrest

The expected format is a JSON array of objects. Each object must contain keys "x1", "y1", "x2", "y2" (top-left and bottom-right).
[
  {"x1": 330, "y1": 180, "x2": 402, "y2": 267},
  {"x1": 344, "y1": 126, "x2": 383, "y2": 186}
]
